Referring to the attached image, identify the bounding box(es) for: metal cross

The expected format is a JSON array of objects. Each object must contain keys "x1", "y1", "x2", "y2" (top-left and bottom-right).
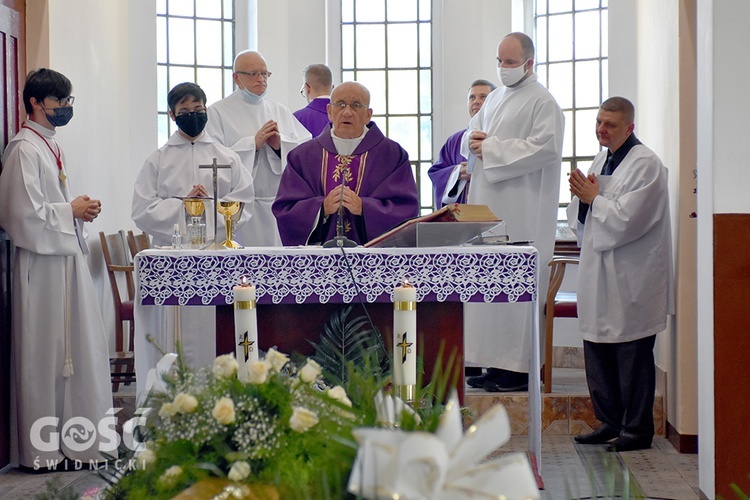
[{"x1": 199, "y1": 158, "x2": 231, "y2": 247}]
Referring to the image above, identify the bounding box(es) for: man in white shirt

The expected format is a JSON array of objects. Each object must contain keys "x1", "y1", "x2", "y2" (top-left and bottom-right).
[
  {"x1": 132, "y1": 82, "x2": 254, "y2": 393},
  {"x1": 462, "y1": 32, "x2": 565, "y2": 392},
  {"x1": 568, "y1": 97, "x2": 673, "y2": 452},
  {"x1": 206, "y1": 50, "x2": 311, "y2": 247}
]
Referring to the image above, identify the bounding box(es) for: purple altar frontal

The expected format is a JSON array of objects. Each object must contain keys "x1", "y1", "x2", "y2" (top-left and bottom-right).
[{"x1": 135, "y1": 246, "x2": 538, "y2": 307}]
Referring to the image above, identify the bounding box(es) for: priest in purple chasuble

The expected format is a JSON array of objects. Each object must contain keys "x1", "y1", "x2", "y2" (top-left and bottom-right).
[
  {"x1": 273, "y1": 81, "x2": 419, "y2": 246},
  {"x1": 293, "y1": 63, "x2": 334, "y2": 137},
  {"x1": 428, "y1": 79, "x2": 496, "y2": 208}
]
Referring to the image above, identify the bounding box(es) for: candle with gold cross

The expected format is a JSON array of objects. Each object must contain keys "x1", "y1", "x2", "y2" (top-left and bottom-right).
[
  {"x1": 233, "y1": 277, "x2": 258, "y2": 382},
  {"x1": 393, "y1": 281, "x2": 417, "y2": 402}
]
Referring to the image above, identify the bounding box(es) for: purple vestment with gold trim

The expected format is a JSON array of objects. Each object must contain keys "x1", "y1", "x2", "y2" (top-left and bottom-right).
[{"x1": 273, "y1": 122, "x2": 419, "y2": 245}]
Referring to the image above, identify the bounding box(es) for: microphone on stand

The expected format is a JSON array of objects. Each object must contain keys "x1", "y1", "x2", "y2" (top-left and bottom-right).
[{"x1": 323, "y1": 175, "x2": 358, "y2": 248}]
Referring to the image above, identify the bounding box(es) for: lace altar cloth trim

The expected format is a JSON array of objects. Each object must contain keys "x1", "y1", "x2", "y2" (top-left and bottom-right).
[{"x1": 135, "y1": 247, "x2": 537, "y2": 306}]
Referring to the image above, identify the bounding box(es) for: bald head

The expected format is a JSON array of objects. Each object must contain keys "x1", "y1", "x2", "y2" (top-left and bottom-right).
[
  {"x1": 233, "y1": 50, "x2": 270, "y2": 96},
  {"x1": 503, "y1": 32, "x2": 535, "y2": 61},
  {"x1": 331, "y1": 81, "x2": 370, "y2": 106},
  {"x1": 233, "y1": 50, "x2": 265, "y2": 72},
  {"x1": 328, "y1": 81, "x2": 373, "y2": 139}
]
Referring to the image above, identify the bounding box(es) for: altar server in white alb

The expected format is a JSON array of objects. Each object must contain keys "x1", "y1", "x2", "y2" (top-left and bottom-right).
[
  {"x1": 568, "y1": 97, "x2": 673, "y2": 452},
  {"x1": 206, "y1": 50, "x2": 311, "y2": 246},
  {"x1": 132, "y1": 82, "x2": 254, "y2": 393},
  {"x1": 0, "y1": 68, "x2": 116, "y2": 468},
  {"x1": 461, "y1": 32, "x2": 564, "y2": 392}
]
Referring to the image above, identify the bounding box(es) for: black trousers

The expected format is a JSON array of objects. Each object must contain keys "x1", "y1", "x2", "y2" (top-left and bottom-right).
[{"x1": 583, "y1": 335, "x2": 656, "y2": 440}]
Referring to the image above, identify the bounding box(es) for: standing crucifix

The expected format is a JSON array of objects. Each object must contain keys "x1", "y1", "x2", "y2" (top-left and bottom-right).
[{"x1": 199, "y1": 158, "x2": 231, "y2": 248}]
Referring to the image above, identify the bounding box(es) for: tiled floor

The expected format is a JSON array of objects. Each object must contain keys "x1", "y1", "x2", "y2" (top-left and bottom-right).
[{"x1": 0, "y1": 369, "x2": 700, "y2": 499}]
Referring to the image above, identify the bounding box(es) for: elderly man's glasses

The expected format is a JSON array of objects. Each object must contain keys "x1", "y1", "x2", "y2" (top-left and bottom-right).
[
  {"x1": 331, "y1": 101, "x2": 368, "y2": 111},
  {"x1": 47, "y1": 96, "x2": 75, "y2": 106},
  {"x1": 236, "y1": 71, "x2": 272, "y2": 79}
]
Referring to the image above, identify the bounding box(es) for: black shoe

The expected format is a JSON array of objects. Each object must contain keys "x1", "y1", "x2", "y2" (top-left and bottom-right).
[
  {"x1": 482, "y1": 369, "x2": 529, "y2": 392},
  {"x1": 465, "y1": 366, "x2": 483, "y2": 377},
  {"x1": 605, "y1": 436, "x2": 652, "y2": 452},
  {"x1": 467, "y1": 372, "x2": 490, "y2": 388},
  {"x1": 574, "y1": 425, "x2": 620, "y2": 444}
]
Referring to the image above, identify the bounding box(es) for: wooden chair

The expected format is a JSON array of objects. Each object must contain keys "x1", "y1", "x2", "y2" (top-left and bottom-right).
[
  {"x1": 100, "y1": 231, "x2": 137, "y2": 392},
  {"x1": 543, "y1": 257, "x2": 579, "y2": 393},
  {"x1": 126, "y1": 230, "x2": 150, "y2": 262}
]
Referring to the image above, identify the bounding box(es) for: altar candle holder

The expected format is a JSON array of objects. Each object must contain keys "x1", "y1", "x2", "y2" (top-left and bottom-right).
[
  {"x1": 233, "y1": 277, "x2": 258, "y2": 382},
  {"x1": 393, "y1": 281, "x2": 417, "y2": 403}
]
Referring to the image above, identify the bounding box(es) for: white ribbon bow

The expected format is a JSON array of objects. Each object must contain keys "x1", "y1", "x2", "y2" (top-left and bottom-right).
[{"x1": 347, "y1": 390, "x2": 540, "y2": 499}]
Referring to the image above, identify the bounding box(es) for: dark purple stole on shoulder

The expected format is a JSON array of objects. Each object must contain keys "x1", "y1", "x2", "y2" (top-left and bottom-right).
[{"x1": 321, "y1": 150, "x2": 368, "y2": 239}]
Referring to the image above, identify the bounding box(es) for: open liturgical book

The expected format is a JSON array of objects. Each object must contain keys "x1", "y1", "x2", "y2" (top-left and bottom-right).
[{"x1": 365, "y1": 203, "x2": 503, "y2": 248}]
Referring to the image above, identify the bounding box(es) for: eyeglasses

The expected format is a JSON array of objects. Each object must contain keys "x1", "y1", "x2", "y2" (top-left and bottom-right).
[
  {"x1": 236, "y1": 71, "x2": 272, "y2": 79},
  {"x1": 299, "y1": 84, "x2": 306, "y2": 97},
  {"x1": 330, "y1": 101, "x2": 368, "y2": 111},
  {"x1": 175, "y1": 109, "x2": 207, "y2": 117},
  {"x1": 47, "y1": 96, "x2": 75, "y2": 106}
]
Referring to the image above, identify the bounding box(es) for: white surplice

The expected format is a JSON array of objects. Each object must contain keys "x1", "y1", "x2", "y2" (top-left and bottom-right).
[
  {"x1": 460, "y1": 74, "x2": 564, "y2": 372},
  {"x1": 206, "y1": 91, "x2": 311, "y2": 247},
  {"x1": 0, "y1": 121, "x2": 116, "y2": 467},
  {"x1": 566, "y1": 145, "x2": 674, "y2": 342},
  {"x1": 132, "y1": 131, "x2": 254, "y2": 394}
]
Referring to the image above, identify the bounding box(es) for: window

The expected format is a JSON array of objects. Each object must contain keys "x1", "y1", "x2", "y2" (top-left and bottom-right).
[
  {"x1": 157, "y1": 0, "x2": 235, "y2": 146},
  {"x1": 340, "y1": 0, "x2": 434, "y2": 214},
  {"x1": 534, "y1": 0, "x2": 608, "y2": 219}
]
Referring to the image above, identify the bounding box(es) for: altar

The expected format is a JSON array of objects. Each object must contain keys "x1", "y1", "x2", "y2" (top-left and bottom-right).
[{"x1": 134, "y1": 245, "x2": 542, "y2": 464}]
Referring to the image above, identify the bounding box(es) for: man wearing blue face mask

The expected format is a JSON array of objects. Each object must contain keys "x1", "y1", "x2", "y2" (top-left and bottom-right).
[
  {"x1": 0, "y1": 68, "x2": 117, "y2": 469},
  {"x1": 132, "y1": 82, "x2": 254, "y2": 384},
  {"x1": 206, "y1": 50, "x2": 311, "y2": 247}
]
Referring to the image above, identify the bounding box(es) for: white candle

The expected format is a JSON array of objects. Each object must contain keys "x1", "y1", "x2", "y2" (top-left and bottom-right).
[
  {"x1": 393, "y1": 281, "x2": 417, "y2": 389},
  {"x1": 234, "y1": 278, "x2": 258, "y2": 382}
]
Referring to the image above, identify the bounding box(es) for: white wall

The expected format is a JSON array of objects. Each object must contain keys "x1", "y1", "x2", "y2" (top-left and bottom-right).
[
  {"x1": 30, "y1": 0, "x2": 157, "y2": 349},
  {"x1": 696, "y1": 1, "x2": 715, "y2": 494},
  {"x1": 695, "y1": 0, "x2": 750, "y2": 494}
]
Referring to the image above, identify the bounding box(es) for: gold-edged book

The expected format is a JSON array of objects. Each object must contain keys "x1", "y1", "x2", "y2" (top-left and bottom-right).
[{"x1": 364, "y1": 203, "x2": 502, "y2": 248}]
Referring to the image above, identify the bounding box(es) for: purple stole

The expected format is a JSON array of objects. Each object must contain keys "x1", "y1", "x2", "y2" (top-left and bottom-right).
[{"x1": 321, "y1": 150, "x2": 368, "y2": 239}]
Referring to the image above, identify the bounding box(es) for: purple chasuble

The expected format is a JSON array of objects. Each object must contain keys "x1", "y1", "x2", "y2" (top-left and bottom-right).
[
  {"x1": 272, "y1": 122, "x2": 419, "y2": 246},
  {"x1": 322, "y1": 152, "x2": 365, "y2": 241},
  {"x1": 427, "y1": 128, "x2": 470, "y2": 207},
  {"x1": 293, "y1": 98, "x2": 331, "y2": 137}
]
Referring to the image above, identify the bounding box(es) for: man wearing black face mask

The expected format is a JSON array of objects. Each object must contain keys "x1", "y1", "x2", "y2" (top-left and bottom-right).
[
  {"x1": 0, "y1": 68, "x2": 116, "y2": 469},
  {"x1": 131, "y1": 82, "x2": 254, "y2": 376}
]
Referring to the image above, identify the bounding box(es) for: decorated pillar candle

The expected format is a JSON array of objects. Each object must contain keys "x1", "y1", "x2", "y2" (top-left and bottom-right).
[
  {"x1": 393, "y1": 281, "x2": 417, "y2": 399},
  {"x1": 234, "y1": 278, "x2": 258, "y2": 382}
]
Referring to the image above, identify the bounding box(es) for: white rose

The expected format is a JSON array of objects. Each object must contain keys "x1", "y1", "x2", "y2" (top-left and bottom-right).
[
  {"x1": 212, "y1": 397, "x2": 236, "y2": 425},
  {"x1": 173, "y1": 392, "x2": 198, "y2": 414},
  {"x1": 213, "y1": 354, "x2": 239, "y2": 378},
  {"x1": 135, "y1": 448, "x2": 156, "y2": 468},
  {"x1": 158, "y1": 402, "x2": 178, "y2": 418},
  {"x1": 159, "y1": 465, "x2": 182, "y2": 486},
  {"x1": 265, "y1": 348, "x2": 290, "y2": 372},
  {"x1": 299, "y1": 359, "x2": 322, "y2": 383},
  {"x1": 227, "y1": 460, "x2": 251, "y2": 482},
  {"x1": 289, "y1": 406, "x2": 319, "y2": 433},
  {"x1": 246, "y1": 359, "x2": 271, "y2": 384},
  {"x1": 327, "y1": 385, "x2": 353, "y2": 407}
]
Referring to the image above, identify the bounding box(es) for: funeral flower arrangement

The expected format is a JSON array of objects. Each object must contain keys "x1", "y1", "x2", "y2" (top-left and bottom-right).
[
  {"x1": 106, "y1": 349, "x2": 363, "y2": 499},
  {"x1": 104, "y1": 322, "x2": 540, "y2": 499}
]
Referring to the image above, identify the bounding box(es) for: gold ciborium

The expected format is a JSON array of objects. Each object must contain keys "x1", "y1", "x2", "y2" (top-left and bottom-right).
[
  {"x1": 183, "y1": 198, "x2": 207, "y2": 248},
  {"x1": 218, "y1": 201, "x2": 244, "y2": 249}
]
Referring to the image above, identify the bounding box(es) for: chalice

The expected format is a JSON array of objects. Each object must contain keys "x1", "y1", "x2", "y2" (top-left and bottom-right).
[
  {"x1": 183, "y1": 198, "x2": 207, "y2": 248},
  {"x1": 218, "y1": 201, "x2": 244, "y2": 249}
]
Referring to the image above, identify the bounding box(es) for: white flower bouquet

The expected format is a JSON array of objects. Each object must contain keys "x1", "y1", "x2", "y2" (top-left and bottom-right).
[{"x1": 107, "y1": 349, "x2": 361, "y2": 499}]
